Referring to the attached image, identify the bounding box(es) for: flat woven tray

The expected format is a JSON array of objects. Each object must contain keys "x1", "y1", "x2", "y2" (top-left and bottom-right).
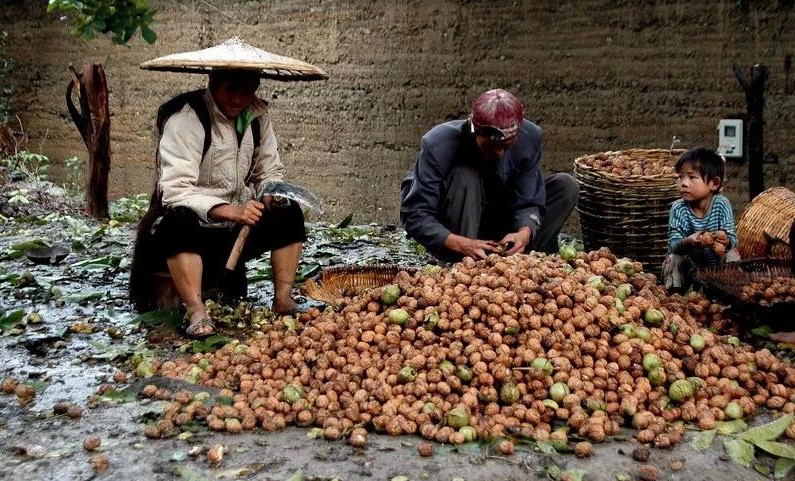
[
  {"x1": 574, "y1": 149, "x2": 683, "y2": 274},
  {"x1": 302, "y1": 265, "x2": 415, "y2": 304},
  {"x1": 695, "y1": 258, "x2": 795, "y2": 310}
]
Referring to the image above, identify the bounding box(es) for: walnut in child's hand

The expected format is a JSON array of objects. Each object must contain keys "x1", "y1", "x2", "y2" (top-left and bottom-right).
[{"x1": 698, "y1": 230, "x2": 729, "y2": 256}]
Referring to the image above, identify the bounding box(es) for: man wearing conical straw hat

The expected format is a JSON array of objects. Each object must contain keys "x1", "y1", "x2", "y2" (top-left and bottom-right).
[{"x1": 131, "y1": 38, "x2": 327, "y2": 338}]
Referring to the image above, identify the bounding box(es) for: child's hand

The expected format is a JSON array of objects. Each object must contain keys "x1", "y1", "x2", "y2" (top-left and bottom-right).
[{"x1": 684, "y1": 231, "x2": 704, "y2": 248}]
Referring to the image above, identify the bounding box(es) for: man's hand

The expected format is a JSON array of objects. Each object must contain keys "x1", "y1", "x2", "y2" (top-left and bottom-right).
[
  {"x1": 444, "y1": 233, "x2": 498, "y2": 260},
  {"x1": 499, "y1": 227, "x2": 532, "y2": 255},
  {"x1": 209, "y1": 199, "x2": 264, "y2": 226}
]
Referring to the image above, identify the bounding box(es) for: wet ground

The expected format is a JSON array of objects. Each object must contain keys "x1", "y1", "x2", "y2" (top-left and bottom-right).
[{"x1": 0, "y1": 180, "x2": 785, "y2": 481}]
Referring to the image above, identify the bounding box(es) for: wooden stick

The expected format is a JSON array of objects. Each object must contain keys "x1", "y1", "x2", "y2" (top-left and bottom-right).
[{"x1": 225, "y1": 225, "x2": 250, "y2": 271}]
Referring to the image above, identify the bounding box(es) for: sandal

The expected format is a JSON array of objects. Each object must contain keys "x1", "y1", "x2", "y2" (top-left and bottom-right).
[{"x1": 184, "y1": 316, "x2": 216, "y2": 339}]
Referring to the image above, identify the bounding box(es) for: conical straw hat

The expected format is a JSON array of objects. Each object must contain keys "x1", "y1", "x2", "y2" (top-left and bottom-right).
[{"x1": 140, "y1": 37, "x2": 328, "y2": 81}]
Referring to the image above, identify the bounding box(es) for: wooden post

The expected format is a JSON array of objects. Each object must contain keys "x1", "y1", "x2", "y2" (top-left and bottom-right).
[
  {"x1": 733, "y1": 64, "x2": 768, "y2": 200},
  {"x1": 66, "y1": 63, "x2": 111, "y2": 219}
]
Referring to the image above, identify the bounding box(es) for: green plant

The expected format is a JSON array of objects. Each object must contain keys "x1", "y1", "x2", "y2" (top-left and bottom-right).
[
  {"x1": 64, "y1": 156, "x2": 84, "y2": 193},
  {"x1": 47, "y1": 0, "x2": 157, "y2": 45},
  {"x1": 0, "y1": 151, "x2": 50, "y2": 181},
  {"x1": 109, "y1": 193, "x2": 149, "y2": 222}
]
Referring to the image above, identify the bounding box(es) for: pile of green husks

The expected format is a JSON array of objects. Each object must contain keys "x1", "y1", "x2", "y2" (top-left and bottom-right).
[{"x1": 137, "y1": 248, "x2": 795, "y2": 454}]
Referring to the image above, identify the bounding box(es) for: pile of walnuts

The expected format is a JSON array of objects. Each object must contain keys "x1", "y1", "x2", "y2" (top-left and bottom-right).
[
  {"x1": 136, "y1": 249, "x2": 795, "y2": 453},
  {"x1": 579, "y1": 152, "x2": 677, "y2": 177}
]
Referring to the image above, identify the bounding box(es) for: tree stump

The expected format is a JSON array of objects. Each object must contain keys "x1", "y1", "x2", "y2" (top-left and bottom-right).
[{"x1": 66, "y1": 63, "x2": 111, "y2": 218}]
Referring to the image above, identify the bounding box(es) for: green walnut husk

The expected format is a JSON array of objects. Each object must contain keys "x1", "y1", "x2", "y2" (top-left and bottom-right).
[
  {"x1": 724, "y1": 402, "x2": 744, "y2": 420},
  {"x1": 456, "y1": 365, "x2": 473, "y2": 383},
  {"x1": 648, "y1": 367, "x2": 666, "y2": 387},
  {"x1": 549, "y1": 382, "x2": 570, "y2": 403},
  {"x1": 459, "y1": 426, "x2": 477, "y2": 442},
  {"x1": 587, "y1": 275, "x2": 606, "y2": 292},
  {"x1": 499, "y1": 382, "x2": 520, "y2": 404},
  {"x1": 634, "y1": 326, "x2": 651, "y2": 342},
  {"x1": 614, "y1": 298, "x2": 626, "y2": 314},
  {"x1": 398, "y1": 366, "x2": 418, "y2": 383},
  {"x1": 447, "y1": 406, "x2": 470, "y2": 428},
  {"x1": 559, "y1": 244, "x2": 578, "y2": 261},
  {"x1": 423, "y1": 309, "x2": 439, "y2": 329},
  {"x1": 615, "y1": 259, "x2": 635, "y2": 276},
  {"x1": 668, "y1": 379, "x2": 695, "y2": 402},
  {"x1": 283, "y1": 385, "x2": 305, "y2": 404},
  {"x1": 642, "y1": 353, "x2": 662, "y2": 372},
  {"x1": 690, "y1": 334, "x2": 706, "y2": 352},
  {"x1": 381, "y1": 284, "x2": 401, "y2": 305},
  {"x1": 615, "y1": 283, "x2": 633, "y2": 301},
  {"x1": 388, "y1": 308, "x2": 410, "y2": 326},
  {"x1": 530, "y1": 357, "x2": 554, "y2": 376},
  {"x1": 643, "y1": 308, "x2": 664, "y2": 326}
]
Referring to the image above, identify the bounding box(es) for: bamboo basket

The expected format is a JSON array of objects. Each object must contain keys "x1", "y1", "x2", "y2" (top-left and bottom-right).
[
  {"x1": 736, "y1": 186, "x2": 795, "y2": 261},
  {"x1": 574, "y1": 149, "x2": 683, "y2": 275},
  {"x1": 303, "y1": 265, "x2": 416, "y2": 304},
  {"x1": 695, "y1": 258, "x2": 795, "y2": 317}
]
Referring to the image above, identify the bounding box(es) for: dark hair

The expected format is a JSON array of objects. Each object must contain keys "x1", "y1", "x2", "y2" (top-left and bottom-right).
[
  {"x1": 208, "y1": 69, "x2": 260, "y2": 94},
  {"x1": 675, "y1": 147, "x2": 725, "y2": 188}
]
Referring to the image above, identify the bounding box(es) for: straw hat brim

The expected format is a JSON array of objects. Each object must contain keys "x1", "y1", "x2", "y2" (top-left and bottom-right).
[{"x1": 140, "y1": 37, "x2": 328, "y2": 81}]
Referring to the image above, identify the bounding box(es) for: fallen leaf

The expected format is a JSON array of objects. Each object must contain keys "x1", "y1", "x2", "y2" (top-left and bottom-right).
[
  {"x1": 775, "y1": 458, "x2": 795, "y2": 479},
  {"x1": 724, "y1": 438, "x2": 755, "y2": 468},
  {"x1": 754, "y1": 440, "x2": 795, "y2": 460},
  {"x1": 738, "y1": 415, "x2": 793, "y2": 443},
  {"x1": 689, "y1": 429, "x2": 715, "y2": 451}
]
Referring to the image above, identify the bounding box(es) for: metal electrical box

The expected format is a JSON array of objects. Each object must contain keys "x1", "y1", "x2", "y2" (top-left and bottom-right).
[{"x1": 717, "y1": 118, "x2": 744, "y2": 159}]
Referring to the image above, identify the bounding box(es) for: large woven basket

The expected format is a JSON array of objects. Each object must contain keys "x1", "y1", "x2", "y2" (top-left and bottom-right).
[
  {"x1": 736, "y1": 186, "x2": 795, "y2": 261},
  {"x1": 302, "y1": 265, "x2": 415, "y2": 304},
  {"x1": 574, "y1": 149, "x2": 683, "y2": 275}
]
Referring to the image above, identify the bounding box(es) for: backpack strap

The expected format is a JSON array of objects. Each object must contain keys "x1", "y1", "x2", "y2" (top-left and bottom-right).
[{"x1": 156, "y1": 89, "x2": 212, "y2": 159}]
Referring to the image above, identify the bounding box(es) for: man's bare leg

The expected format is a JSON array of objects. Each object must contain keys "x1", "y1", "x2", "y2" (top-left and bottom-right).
[
  {"x1": 271, "y1": 241, "x2": 302, "y2": 314},
  {"x1": 167, "y1": 252, "x2": 214, "y2": 336}
]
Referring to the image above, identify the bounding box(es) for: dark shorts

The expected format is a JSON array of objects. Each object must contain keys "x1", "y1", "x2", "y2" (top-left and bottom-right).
[{"x1": 151, "y1": 202, "x2": 306, "y2": 273}]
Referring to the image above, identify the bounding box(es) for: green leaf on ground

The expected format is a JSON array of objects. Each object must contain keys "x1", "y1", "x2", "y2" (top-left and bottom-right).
[
  {"x1": 173, "y1": 464, "x2": 209, "y2": 481},
  {"x1": 690, "y1": 429, "x2": 715, "y2": 451},
  {"x1": 562, "y1": 470, "x2": 586, "y2": 481},
  {"x1": 751, "y1": 325, "x2": 772, "y2": 337},
  {"x1": 285, "y1": 471, "x2": 303, "y2": 481},
  {"x1": 716, "y1": 419, "x2": 747, "y2": 435},
  {"x1": 545, "y1": 463, "x2": 562, "y2": 480},
  {"x1": 0, "y1": 309, "x2": 26, "y2": 331},
  {"x1": 536, "y1": 440, "x2": 557, "y2": 455},
  {"x1": 754, "y1": 440, "x2": 795, "y2": 459},
  {"x1": 775, "y1": 458, "x2": 795, "y2": 479},
  {"x1": 100, "y1": 387, "x2": 137, "y2": 404},
  {"x1": 738, "y1": 415, "x2": 793, "y2": 443},
  {"x1": 130, "y1": 310, "x2": 182, "y2": 327},
  {"x1": 64, "y1": 290, "x2": 104, "y2": 303},
  {"x1": 724, "y1": 438, "x2": 755, "y2": 467},
  {"x1": 184, "y1": 335, "x2": 232, "y2": 354}
]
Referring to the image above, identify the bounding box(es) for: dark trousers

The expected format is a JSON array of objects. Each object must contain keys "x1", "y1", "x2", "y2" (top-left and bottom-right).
[
  {"x1": 130, "y1": 202, "x2": 306, "y2": 310},
  {"x1": 408, "y1": 166, "x2": 578, "y2": 262}
]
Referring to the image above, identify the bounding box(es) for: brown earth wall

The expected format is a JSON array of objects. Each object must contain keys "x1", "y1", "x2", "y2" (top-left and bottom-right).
[{"x1": 1, "y1": 0, "x2": 794, "y2": 228}]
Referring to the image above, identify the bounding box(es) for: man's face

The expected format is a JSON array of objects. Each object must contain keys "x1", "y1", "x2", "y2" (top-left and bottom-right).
[
  {"x1": 474, "y1": 131, "x2": 517, "y2": 164},
  {"x1": 212, "y1": 77, "x2": 259, "y2": 119}
]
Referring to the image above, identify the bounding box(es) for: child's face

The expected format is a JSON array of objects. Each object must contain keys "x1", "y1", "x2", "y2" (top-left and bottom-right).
[{"x1": 677, "y1": 164, "x2": 720, "y2": 202}]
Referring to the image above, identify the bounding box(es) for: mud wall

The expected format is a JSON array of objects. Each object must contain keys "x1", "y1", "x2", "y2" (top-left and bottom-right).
[{"x1": 1, "y1": 0, "x2": 794, "y2": 226}]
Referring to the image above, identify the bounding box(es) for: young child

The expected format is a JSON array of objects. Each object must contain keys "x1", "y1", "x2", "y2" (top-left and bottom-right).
[{"x1": 663, "y1": 147, "x2": 740, "y2": 291}]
